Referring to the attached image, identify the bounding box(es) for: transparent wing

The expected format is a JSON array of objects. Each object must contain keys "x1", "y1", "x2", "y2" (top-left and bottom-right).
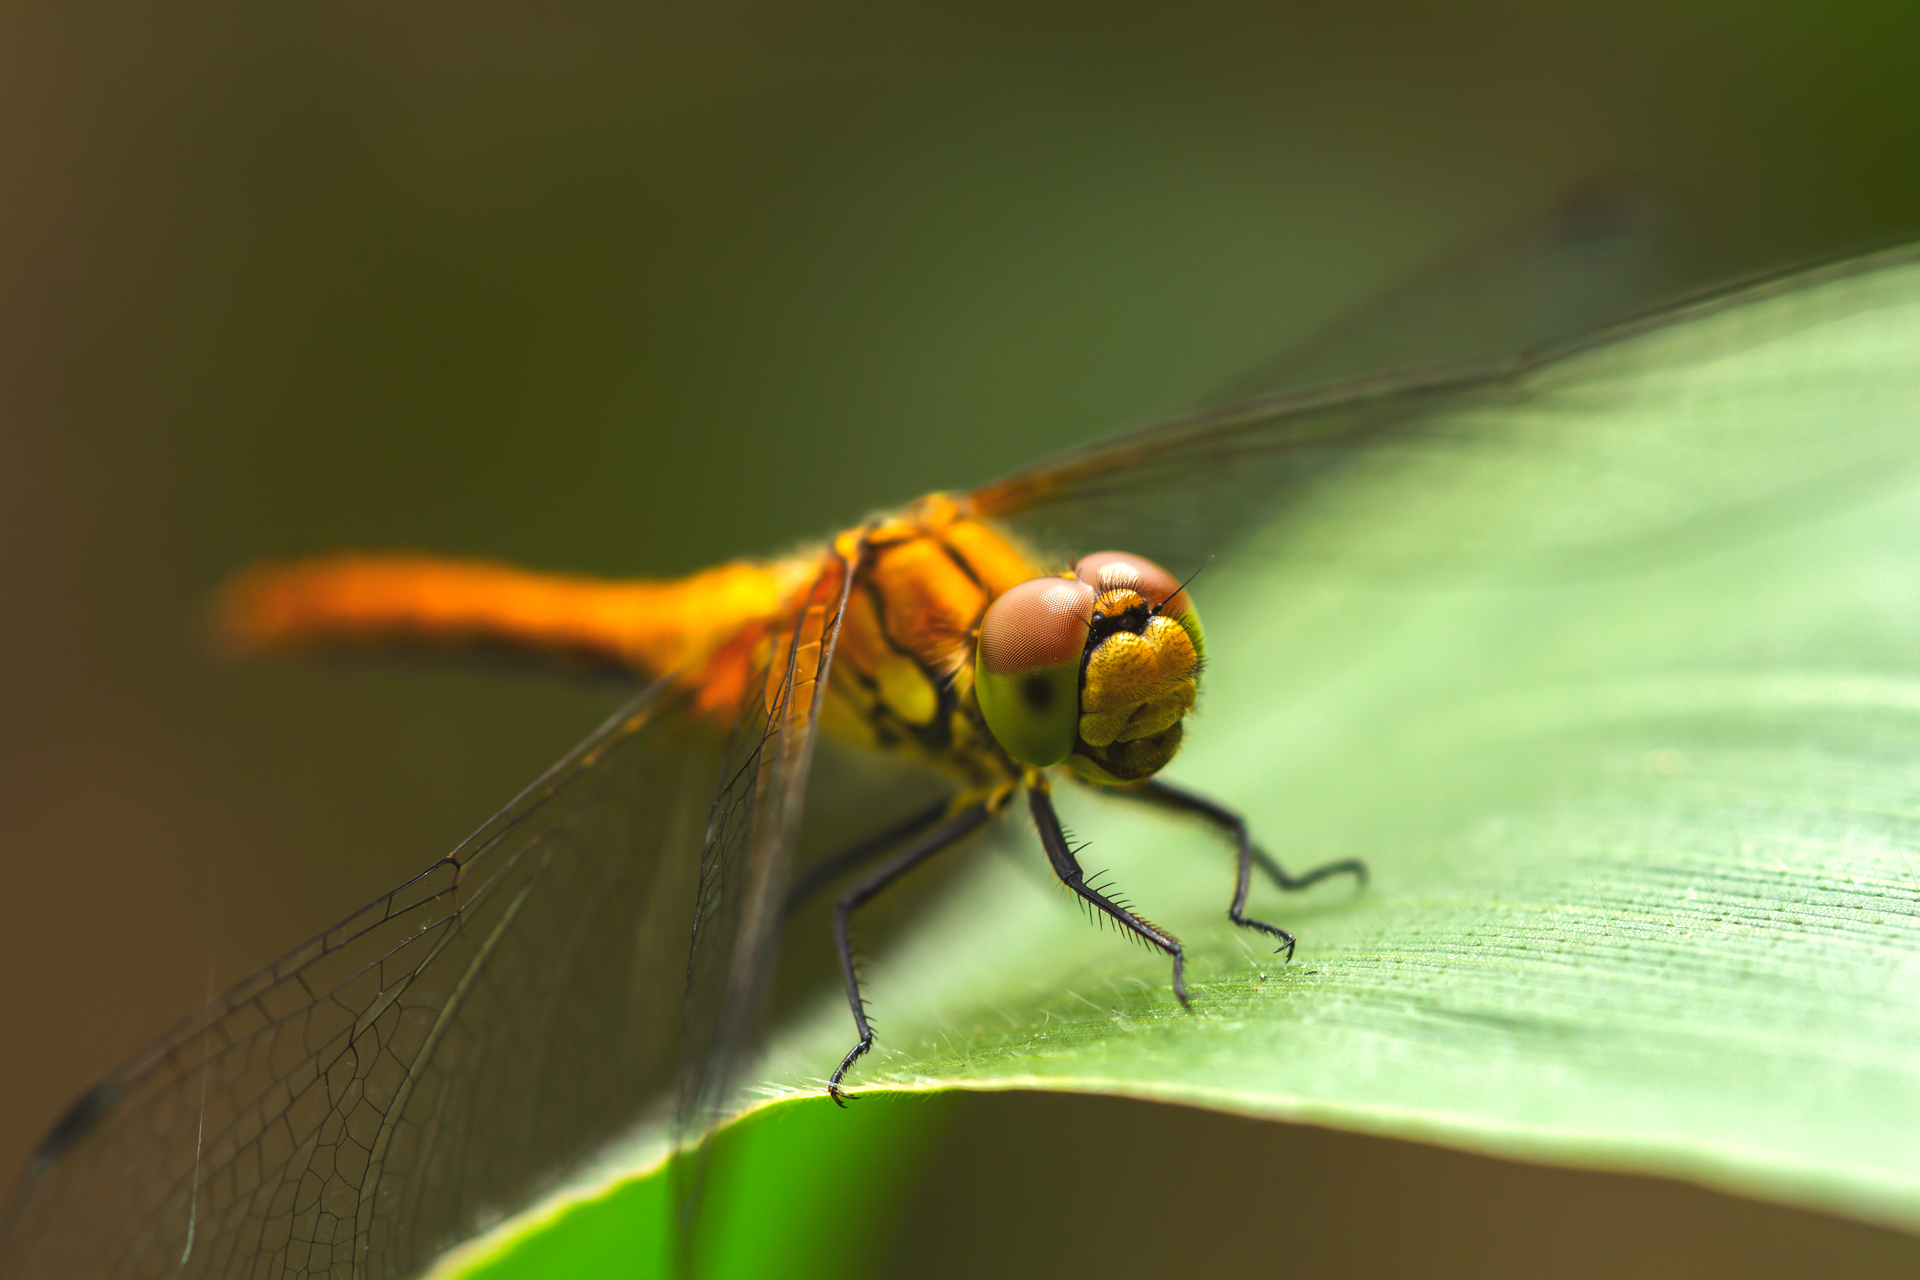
[
  {"x1": 651, "y1": 549, "x2": 851, "y2": 1271},
  {"x1": 676, "y1": 550, "x2": 852, "y2": 1141},
  {"x1": 1193, "y1": 179, "x2": 1685, "y2": 409},
  {"x1": 969, "y1": 244, "x2": 1920, "y2": 583},
  {"x1": 970, "y1": 355, "x2": 1502, "y2": 572},
  {"x1": 3, "y1": 663, "x2": 742, "y2": 1277},
  {"x1": 967, "y1": 184, "x2": 1688, "y2": 571}
]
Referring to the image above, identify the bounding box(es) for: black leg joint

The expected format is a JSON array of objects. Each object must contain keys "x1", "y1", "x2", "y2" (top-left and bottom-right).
[
  {"x1": 787, "y1": 797, "x2": 950, "y2": 911},
  {"x1": 827, "y1": 802, "x2": 991, "y2": 1102},
  {"x1": 1116, "y1": 777, "x2": 1365, "y2": 961},
  {"x1": 1029, "y1": 785, "x2": 1190, "y2": 1009}
]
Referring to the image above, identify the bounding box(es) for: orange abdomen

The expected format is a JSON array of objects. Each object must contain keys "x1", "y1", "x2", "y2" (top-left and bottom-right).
[{"x1": 220, "y1": 553, "x2": 808, "y2": 677}]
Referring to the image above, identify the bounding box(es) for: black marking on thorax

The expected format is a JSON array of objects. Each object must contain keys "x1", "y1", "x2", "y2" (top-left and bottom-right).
[
  {"x1": 935, "y1": 537, "x2": 987, "y2": 591},
  {"x1": 848, "y1": 534, "x2": 993, "y2": 758}
]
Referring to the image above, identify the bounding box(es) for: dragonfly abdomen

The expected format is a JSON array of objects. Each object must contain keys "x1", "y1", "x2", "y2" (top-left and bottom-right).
[{"x1": 219, "y1": 551, "x2": 818, "y2": 676}]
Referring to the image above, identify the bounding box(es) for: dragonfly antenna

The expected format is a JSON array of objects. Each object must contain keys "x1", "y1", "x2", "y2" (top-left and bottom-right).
[{"x1": 1155, "y1": 556, "x2": 1213, "y2": 614}]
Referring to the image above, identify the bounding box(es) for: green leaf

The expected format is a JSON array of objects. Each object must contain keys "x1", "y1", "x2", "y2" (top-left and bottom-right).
[
  {"x1": 438, "y1": 1095, "x2": 956, "y2": 1280},
  {"x1": 439, "y1": 248, "x2": 1920, "y2": 1275}
]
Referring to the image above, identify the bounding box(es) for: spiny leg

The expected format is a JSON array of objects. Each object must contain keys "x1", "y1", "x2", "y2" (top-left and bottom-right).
[
  {"x1": 1027, "y1": 783, "x2": 1190, "y2": 1009},
  {"x1": 786, "y1": 798, "x2": 950, "y2": 911},
  {"x1": 1121, "y1": 777, "x2": 1367, "y2": 960},
  {"x1": 829, "y1": 803, "x2": 991, "y2": 1104}
]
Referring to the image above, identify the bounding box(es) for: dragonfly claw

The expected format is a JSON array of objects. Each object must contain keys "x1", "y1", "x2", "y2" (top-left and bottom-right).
[{"x1": 828, "y1": 1033, "x2": 873, "y2": 1107}]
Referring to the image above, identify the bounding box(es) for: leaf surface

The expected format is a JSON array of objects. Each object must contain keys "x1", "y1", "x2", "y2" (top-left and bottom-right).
[{"x1": 444, "y1": 248, "x2": 1920, "y2": 1276}]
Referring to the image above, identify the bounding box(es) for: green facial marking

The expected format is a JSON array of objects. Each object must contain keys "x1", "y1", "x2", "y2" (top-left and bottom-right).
[{"x1": 975, "y1": 653, "x2": 1082, "y2": 768}]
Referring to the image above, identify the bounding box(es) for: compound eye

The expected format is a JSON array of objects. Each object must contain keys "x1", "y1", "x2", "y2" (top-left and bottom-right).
[
  {"x1": 978, "y1": 577, "x2": 1096, "y2": 677},
  {"x1": 974, "y1": 576, "x2": 1096, "y2": 768},
  {"x1": 1073, "y1": 551, "x2": 1190, "y2": 616}
]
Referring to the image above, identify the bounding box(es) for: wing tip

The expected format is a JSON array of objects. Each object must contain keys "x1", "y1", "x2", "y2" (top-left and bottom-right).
[{"x1": 23, "y1": 1080, "x2": 119, "y2": 1185}]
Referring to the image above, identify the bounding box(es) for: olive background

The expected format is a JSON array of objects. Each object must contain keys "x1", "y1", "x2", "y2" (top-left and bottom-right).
[{"x1": 4, "y1": 3, "x2": 1920, "y2": 1274}]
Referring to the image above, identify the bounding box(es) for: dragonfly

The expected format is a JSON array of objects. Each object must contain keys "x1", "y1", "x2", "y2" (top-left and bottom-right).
[{"x1": 0, "y1": 185, "x2": 1683, "y2": 1280}]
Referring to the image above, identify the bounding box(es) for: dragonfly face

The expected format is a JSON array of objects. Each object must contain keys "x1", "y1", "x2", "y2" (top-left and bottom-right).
[{"x1": 974, "y1": 551, "x2": 1203, "y2": 783}]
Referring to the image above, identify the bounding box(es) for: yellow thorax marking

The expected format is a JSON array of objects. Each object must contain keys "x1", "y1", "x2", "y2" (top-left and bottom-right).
[{"x1": 818, "y1": 494, "x2": 1040, "y2": 782}]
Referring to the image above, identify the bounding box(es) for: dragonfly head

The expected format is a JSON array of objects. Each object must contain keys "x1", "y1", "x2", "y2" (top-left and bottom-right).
[{"x1": 974, "y1": 551, "x2": 1206, "y2": 783}]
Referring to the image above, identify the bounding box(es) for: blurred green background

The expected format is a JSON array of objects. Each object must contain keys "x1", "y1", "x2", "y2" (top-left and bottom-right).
[{"x1": 4, "y1": 2, "x2": 1920, "y2": 1274}]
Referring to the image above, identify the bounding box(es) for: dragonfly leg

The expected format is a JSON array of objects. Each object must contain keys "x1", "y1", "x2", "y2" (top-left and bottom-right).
[
  {"x1": 1027, "y1": 783, "x2": 1190, "y2": 1009},
  {"x1": 829, "y1": 802, "x2": 992, "y2": 1105},
  {"x1": 786, "y1": 798, "x2": 951, "y2": 911},
  {"x1": 1119, "y1": 777, "x2": 1367, "y2": 960}
]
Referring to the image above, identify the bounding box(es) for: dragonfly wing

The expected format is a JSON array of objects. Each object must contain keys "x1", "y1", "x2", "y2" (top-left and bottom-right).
[
  {"x1": 966, "y1": 186, "x2": 1685, "y2": 572},
  {"x1": 968, "y1": 358, "x2": 1497, "y2": 573},
  {"x1": 1195, "y1": 179, "x2": 1684, "y2": 408},
  {"x1": 675, "y1": 550, "x2": 852, "y2": 1143},
  {"x1": 968, "y1": 245, "x2": 1920, "y2": 583},
  {"x1": 1, "y1": 672, "x2": 732, "y2": 1279}
]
